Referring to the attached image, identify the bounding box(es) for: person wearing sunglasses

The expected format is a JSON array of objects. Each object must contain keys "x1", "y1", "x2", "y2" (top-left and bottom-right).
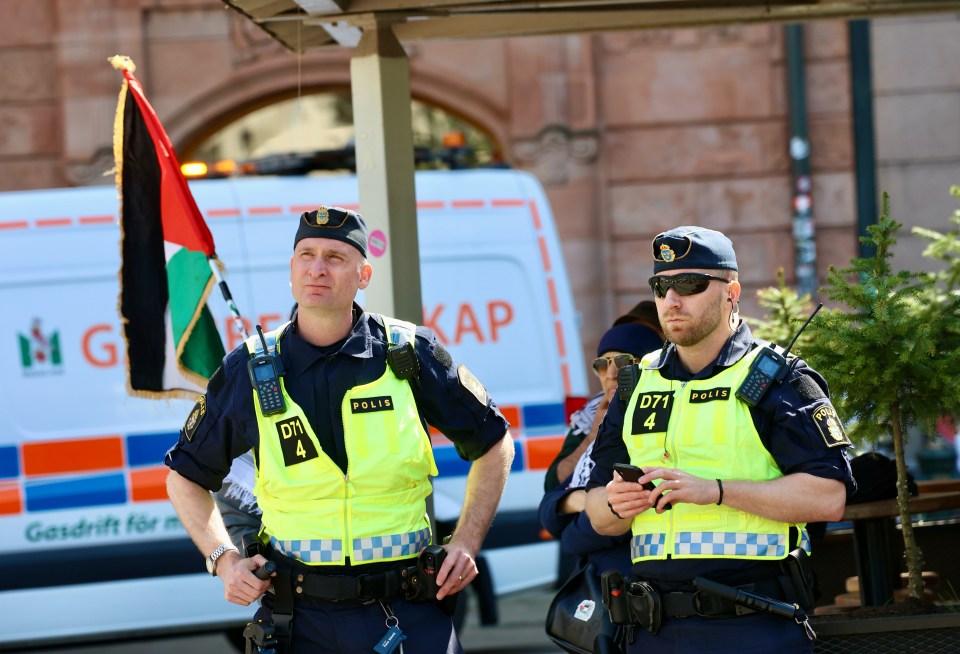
[
  {"x1": 544, "y1": 320, "x2": 664, "y2": 493},
  {"x1": 539, "y1": 321, "x2": 664, "y2": 652},
  {"x1": 583, "y1": 226, "x2": 855, "y2": 653}
]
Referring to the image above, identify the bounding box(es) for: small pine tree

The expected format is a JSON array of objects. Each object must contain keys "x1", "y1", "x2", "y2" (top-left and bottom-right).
[
  {"x1": 780, "y1": 193, "x2": 960, "y2": 600},
  {"x1": 749, "y1": 267, "x2": 815, "y2": 354}
]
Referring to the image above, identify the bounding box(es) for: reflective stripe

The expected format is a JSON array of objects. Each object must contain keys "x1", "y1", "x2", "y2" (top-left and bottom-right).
[
  {"x1": 675, "y1": 531, "x2": 786, "y2": 557},
  {"x1": 269, "y1": 528, "x2": 432, "y2": 564},
  {"x1": 631, "y1": 533, "x2": 667, "y2": 560},
  {"x1": 353, "y1": 527, "x2": 431, "y2": 562},
  {"x1": 632, "y1": 529, "x2": 812, "y2": 560},
  {"x1": 270, "y1": 535, "x2": 344, "y2": 564}
]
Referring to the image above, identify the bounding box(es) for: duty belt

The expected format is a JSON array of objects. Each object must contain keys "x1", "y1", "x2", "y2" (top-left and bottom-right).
[
  {"x1": 291, "y1": 568, "x2": 406, "y2": 603},
  {"x1": 267, "y1": 545, "x2": 413, "y2": 603}
]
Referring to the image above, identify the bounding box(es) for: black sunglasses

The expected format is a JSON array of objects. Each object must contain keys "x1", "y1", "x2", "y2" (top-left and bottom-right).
[
  {"x1": 648, "y1": 273, "x2": 730, "y2": 299},
  {"x1": 592, "y1": 354, "x2": 637, "y2": 373}
]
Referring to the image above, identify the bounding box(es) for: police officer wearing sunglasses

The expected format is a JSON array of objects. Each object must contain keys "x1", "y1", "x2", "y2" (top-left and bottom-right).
[{"x1": 584, "y1": 226, "x2": 855, "y2": 653}]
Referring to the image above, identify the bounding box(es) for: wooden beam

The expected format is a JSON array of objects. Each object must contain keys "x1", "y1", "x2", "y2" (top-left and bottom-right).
[{"x1": 229, "y1": 0, "x2": 960, "y2": 51}]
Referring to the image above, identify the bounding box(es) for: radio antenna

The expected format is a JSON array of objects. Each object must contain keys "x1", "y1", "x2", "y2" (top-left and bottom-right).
[
  {"x1": 256, "y1": 324, "x2": 269, "y2": 354},
  {"x1": 783, "y1": 303, "x2": 823, "y2": 378},
  {"x1": 784, "y1": 303, "x2": 822, "y2": 357}
]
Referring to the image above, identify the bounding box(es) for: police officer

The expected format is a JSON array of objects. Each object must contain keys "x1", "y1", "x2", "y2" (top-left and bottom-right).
[
  {"x1": 584, "y1": 226, "x2": 855, "y2": 653},
  {"x1": 165, "y1": 206, "x2": 514, "y2": 654}
]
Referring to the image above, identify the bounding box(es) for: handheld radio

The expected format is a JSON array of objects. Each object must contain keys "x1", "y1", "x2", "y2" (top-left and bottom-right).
[
  {"x1": 736, "y1": 304, "x2": 822, "y2": 406},
  {"x1": 617, "y1": 363, "x2": 640, "y2": 402},
  {"x1": 247, "y1": 324, "x2": 286, "y2": 415}
]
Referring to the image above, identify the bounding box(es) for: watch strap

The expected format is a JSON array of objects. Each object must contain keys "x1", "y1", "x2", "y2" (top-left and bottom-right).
[{"x1": 208, "y1": 543, "x2": 239, "y2": 576}]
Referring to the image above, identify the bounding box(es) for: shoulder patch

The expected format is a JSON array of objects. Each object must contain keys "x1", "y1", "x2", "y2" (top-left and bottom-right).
[
  {"x1": 791, "y1": 373, "x2": 826, "y2": 402},
  {"x1": 812, "y1": 403, "x2": 850, "y2": 448},
  {"x1": 183, "y1": 395, "x2": 206, "y2": 441},
  {"x1": 458, "y1": 364, "x2": 489, "y2": 406}
]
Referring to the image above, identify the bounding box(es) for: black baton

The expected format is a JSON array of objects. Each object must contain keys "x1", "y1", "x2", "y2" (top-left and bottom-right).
[
  {"x1": 254, "y1": 561, "x2": 277, "y2": 580},
  {"x1": 693, "y1": 576, "x2": 817, "y2": 640}
]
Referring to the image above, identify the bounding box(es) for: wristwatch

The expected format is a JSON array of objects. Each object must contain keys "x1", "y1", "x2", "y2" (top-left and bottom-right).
[{"x1": 206, "y1": 543, "x2": 239, "y2": 576}]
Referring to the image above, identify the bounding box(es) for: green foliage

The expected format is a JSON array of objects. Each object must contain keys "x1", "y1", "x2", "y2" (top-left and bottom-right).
[
  {"x1": 793, "y1": 193, "x2": 960, "y2": 447},
  {"x1": 750, "y1": 268, "x2": 815, "y2": 357},
  {"x1": 913, "y1": 185, "x2": 960, "y2": 305},
  {"x1": 754, "y1": 190, "x2": 960, "y2": 601}
]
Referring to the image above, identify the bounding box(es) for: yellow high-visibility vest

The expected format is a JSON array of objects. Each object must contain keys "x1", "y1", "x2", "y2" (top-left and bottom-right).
[
  {"x1": 248, "y1": 317, "x2": 438, "y2": 566},
  {"x1": 623, "y1": 347, "x2": 807, "y2": 563}
]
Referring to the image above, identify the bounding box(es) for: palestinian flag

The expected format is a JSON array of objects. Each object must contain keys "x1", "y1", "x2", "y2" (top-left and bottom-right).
[{"x1": 110, "y1": 55, "x2": 225, "y2": 399}]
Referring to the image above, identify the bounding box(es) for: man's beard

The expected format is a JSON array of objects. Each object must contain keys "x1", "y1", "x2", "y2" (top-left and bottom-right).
[{"x1": 663, "y1": 295, "x2": 725, "y2": 347}]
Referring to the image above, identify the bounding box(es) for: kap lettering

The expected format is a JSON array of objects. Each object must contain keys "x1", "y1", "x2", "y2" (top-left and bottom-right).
[
  {"x1": 631, "y1": 392, "x2": 674, "y2": 434},
  {"x1": 689, "y1": 387, "x2": 731, "y2": 404},
  {"x1": 422, "y1": 300, "x2": 514, "y2": 346},
  {"x1": 351, "y1": 396, "x2": 394, "y2": 414},
  {"x1": 276, "y1": 416, "x2": 319, "y2": 466}
]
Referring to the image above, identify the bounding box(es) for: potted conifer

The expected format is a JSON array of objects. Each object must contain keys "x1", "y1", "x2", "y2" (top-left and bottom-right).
[{"x1": 752, "y1": 192, "x2": 960, "y2": 651}]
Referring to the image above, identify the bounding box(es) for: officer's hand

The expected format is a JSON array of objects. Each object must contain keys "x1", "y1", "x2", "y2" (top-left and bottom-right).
[
  {"x1": 218, "y1": 552, "x2": 274, "y2": 606},
  {"x1": 638, "y1": 467, "x2": 719, "y2": 510},
  {"x1": 607, "y1": 470, "x2": 660, "y2": 518},
  {"x1": 434, "y1": 541, "x2": 477, "y2": 600}
]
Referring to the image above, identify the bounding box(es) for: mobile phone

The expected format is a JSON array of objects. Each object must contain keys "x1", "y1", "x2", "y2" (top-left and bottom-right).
[
  {"x1": 613, "y1": 463, "x2": 672, "y2": 510},
  {"x1": 613, "y1": 463, "x2": 654, "y2": 490}
]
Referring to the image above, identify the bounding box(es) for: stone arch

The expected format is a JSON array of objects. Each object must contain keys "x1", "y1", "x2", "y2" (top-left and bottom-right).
[{"x1": 163, "y1": 53, "x2": 510, "y2": 163}]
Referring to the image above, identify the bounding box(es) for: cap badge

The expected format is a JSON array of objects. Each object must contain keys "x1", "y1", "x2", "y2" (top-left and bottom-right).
[
  {"x1": 315, "y1": 206, "x2": 330, "y2": 225},
  {"x1": 659, "y1": 243, "x2": 676, "y2": 263}
]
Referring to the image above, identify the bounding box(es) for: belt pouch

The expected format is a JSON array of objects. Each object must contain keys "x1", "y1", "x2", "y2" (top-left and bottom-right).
[
  {"x1": 779, "y1": 548, "x2": 816, "y2": 610},
  {"x1": 627, "y1": 581, "x2": 662, "y2": 635}
]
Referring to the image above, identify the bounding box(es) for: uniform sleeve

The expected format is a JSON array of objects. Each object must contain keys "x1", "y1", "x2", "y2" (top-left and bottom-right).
[
  {"x1": 544, "y1": 427, "x2": 585, "y2": 492},
  {"x1": 539, "y1": 478, "x2": 631, "y2": 557},
  {"x1": 164, "y1": 348, "x2": 258, "y2": 491},
  {"x1": 412, "y1": 326, "x2": 509, "y2": 461},
  {"x1": 754, "y1": 359, "x2": 856, "y2": 494},
  {"x1": 539, "y1": 481, "x2": 577, "y2": 539},
  {"x1": 586, "y1": 395, "x2": 628, "y2": 490}
]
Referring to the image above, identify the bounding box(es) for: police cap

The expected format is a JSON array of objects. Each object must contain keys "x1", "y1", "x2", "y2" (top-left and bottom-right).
[
  {"x1": 651, "y1": 226, "x2": 737, "y2": 274},
  {"x1": 294, "y1": 206, "x2": 368, "y2": 257}
]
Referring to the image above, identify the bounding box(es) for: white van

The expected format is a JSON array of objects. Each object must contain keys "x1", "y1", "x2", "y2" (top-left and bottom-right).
[{"x1": 0, "y1": 168, "x2": 587, "y2": 648}]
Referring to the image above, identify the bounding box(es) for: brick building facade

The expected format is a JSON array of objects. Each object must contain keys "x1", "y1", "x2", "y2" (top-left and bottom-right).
[{"x1": 2, "y1": 1, "x2": 957, "y2": 387}]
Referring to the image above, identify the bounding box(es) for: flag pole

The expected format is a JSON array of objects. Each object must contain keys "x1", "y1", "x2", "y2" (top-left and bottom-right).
[{"x1": 208, "y1": 256, "x2": 250, "y2": 340}]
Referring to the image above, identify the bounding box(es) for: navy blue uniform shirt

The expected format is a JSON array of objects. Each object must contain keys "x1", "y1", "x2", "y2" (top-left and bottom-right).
[
  {"x1": 166, "y1": 306, "x2": 509, "y2": 491},
  {"x1": 588, "y1": 322, "x2": 855, "y2": 589}
]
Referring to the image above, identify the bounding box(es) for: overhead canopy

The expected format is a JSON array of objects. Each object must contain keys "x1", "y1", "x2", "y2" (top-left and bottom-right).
[{"x1": 225, "y1": 0, "x2": 960, "y2": 52}]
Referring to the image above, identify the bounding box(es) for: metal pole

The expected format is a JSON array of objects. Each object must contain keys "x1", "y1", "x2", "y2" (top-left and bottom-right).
[
  {"x1": 784, "y1": 23, "x2": 818, "y2": 298},
  {"x1": 208, "y1": 256, "x2": 250, "y2": 340},
  {"x1": 849, "y1": 20, "x2": 879, "y2": 260}
]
